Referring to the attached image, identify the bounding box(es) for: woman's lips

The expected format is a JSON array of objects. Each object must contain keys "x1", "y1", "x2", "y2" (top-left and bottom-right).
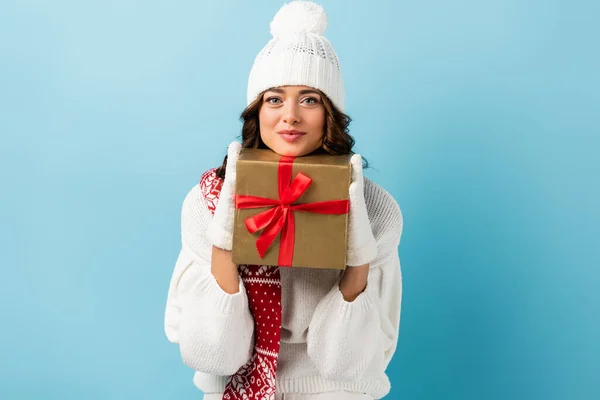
[
  {"x1": 278, "y1": 130, "x2": 306, "y2": 143},
  {"x1": 279, "y1": 133, "x2": 305, "y2": 143}
]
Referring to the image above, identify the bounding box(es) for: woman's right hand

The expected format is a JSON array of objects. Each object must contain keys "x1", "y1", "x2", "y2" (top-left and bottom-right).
[{"x1": 207, "y1": 141, "x2": 242, "y2": 251}]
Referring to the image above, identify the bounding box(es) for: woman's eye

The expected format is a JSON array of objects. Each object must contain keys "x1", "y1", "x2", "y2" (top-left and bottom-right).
[
  {"x1": 266, "y1": 97, "x2": 282, "y2": 104},
  {"x1": 302, "y1": 97, "x2": 319, "y2": 104}
]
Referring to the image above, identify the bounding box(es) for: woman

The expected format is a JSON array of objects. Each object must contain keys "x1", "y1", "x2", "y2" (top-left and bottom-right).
[{"x1": 164, "y1": 2, "x2": 403, "y2": 399}]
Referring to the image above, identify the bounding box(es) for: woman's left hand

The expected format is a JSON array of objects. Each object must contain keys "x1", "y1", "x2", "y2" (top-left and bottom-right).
[{"x1": 345, "y1": 154, "x2": 377, "y2": 267}]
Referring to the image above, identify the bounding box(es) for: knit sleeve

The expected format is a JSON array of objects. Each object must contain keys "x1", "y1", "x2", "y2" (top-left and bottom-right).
[
  {"x1": 306, "y1": 181, "x2": 403, "y2": 382},
  {"x1": 164, "y1": 183, "x2": 255, "y2": 376}
]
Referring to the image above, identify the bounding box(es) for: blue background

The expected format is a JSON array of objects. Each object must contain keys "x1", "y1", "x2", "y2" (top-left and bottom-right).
[{"x1": 1, "y1": 0, "x2": 598, "y2": 399}]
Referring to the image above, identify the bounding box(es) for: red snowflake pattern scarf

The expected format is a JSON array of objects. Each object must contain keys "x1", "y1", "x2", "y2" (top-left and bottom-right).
[{"x1": 200, "y1": 169, "x2": 282, "y2": 400}]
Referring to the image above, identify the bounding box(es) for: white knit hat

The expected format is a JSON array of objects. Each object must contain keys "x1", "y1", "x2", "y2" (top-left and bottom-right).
[{"x1": 246, "y1": 0, "x2": 345, "y2": 112}]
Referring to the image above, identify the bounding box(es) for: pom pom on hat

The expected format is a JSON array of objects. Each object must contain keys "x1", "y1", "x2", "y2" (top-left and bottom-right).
[{"x1": 269, "y1": 1, "x2": 328, "y2": 37}]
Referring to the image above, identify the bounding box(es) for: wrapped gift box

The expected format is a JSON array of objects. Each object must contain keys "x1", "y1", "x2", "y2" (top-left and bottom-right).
[{"x1": 231, "y1": 148, "x2": 352, "y2": 270}]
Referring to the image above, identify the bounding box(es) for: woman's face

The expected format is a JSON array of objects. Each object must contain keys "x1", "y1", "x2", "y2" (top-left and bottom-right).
[{"x1": 258, "y1": 85, "x2": 326, "y2": 157}]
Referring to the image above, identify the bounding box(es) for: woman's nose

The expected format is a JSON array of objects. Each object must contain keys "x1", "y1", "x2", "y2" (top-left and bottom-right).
[{"x1": 282, "y1": 103, "x2": 301, "y2": 125}]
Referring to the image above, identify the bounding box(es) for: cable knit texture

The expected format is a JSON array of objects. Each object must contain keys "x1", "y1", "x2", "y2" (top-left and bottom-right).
[{"x1": 164, "y1": 168, "x2": 403, "y2": 399}]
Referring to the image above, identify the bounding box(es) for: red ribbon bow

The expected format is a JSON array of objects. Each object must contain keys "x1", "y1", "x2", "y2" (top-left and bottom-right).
[{"x1": 235, "y1": 156, "x2": 350, "y2": 267}]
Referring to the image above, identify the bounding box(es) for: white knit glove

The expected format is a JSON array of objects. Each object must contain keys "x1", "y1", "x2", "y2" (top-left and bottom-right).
[
  {"x1": 346, "y1": 154, "x2": 378, "y2": 266},
  {"x1": 206, "y1": 141, "x2": 242, "y2": 251}
]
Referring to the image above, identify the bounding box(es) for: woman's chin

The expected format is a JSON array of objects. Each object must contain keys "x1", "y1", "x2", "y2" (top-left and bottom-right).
[{"x1": 270, "y1": 143, "x2": 312, "y2": 157}]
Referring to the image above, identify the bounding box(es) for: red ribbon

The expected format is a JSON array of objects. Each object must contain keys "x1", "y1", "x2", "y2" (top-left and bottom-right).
[{"x1": 235, "y1": 156, "x2": 350, "y2": 267}]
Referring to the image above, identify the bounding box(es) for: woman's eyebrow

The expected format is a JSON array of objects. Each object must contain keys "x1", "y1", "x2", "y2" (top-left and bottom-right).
[
  {"x1": 299, "y1": 89, "x2": 321, "y2": 96},
  {"x1": 265, "y1": 88, "x2": 321, "y2": 96}
]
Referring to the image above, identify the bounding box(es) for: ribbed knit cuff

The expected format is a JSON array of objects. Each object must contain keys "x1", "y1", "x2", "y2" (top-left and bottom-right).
[
  {"x1": 326, "y1": 282, "x2": 375, "y2": 320},
  {"x1": 195, "y1": 272, "x2": 248, "y2": 316},
  {"x1": 277, "y1": 374, "x2": 390, "y2": 400}
]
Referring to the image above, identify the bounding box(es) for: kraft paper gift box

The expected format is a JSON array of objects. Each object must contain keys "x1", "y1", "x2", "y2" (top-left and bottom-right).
[{"x1": 231, "y1": 148, "x2": 352, "y2": 270}]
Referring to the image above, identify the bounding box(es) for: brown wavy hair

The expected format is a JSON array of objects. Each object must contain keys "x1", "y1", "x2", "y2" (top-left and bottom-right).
[{"x1": 215, "y1": 88, "x2": 367, "y2": 179}]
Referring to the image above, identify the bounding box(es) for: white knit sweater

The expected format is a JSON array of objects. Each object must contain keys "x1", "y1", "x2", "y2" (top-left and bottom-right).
[{"x1": 164, "y1": 174, "x2": 404, "y2": 399}]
